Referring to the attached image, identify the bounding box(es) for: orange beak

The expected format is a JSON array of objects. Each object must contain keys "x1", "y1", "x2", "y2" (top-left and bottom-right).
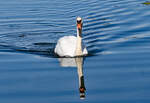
[{"x1": 77, "y1": 23, "x2": 82, "y2": 30}]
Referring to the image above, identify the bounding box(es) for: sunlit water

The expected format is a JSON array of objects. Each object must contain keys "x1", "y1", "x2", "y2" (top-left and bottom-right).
[{"x1": 0, "y1": 0, "x2": 150, "y2": 103}]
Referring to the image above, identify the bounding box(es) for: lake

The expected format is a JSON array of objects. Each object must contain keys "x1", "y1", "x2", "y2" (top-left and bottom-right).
[{"x1": 0, "y1": 0, "x2": 150, "y2": 103}]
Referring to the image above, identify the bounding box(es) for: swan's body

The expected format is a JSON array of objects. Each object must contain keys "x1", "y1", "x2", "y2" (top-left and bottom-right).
[
  {"x1": 54, "y1": 17, "x2": 88, "y2": 57},
  {"x1": 55, "y1": 36, "x2": 87, "y2": 57}
]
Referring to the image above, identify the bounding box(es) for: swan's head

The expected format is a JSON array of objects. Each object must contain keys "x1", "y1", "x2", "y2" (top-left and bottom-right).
[
  {"x1": 76, "y1": 17, "x2": 82, "y2": 36},
  {"x1": 77, "y1": 17, "x2": 82, "y2": 29}
]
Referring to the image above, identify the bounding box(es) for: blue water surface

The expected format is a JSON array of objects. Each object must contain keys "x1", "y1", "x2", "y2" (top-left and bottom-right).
[{"x1": 0, "y1": 0, "x2": 150, "y2": 103}]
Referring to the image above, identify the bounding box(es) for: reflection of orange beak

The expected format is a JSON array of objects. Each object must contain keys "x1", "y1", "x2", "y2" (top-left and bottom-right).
[
  {"x1": 79, "y1": 87, "x2": 86, "y2": 99},
  {"x1": 79, "y1": 87, "x2": 86, "y2": 93}
]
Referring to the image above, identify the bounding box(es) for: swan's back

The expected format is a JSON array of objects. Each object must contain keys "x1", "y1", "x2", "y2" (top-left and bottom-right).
[{"x1": 55, "y1": 36, "x2": 77, "y2": 57}]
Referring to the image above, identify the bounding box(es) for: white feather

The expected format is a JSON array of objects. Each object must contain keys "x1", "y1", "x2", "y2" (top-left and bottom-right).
[{"x1": 55, "y1": 36, "x2": 88, "y2": 57}]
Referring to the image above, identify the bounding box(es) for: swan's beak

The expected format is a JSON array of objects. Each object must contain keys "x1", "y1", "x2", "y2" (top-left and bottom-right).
[{"x1": 76, "y1": 17, "x2": 82, "y2": 37}]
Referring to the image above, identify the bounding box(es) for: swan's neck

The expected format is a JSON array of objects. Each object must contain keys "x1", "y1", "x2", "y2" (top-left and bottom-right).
[{"x1": 75, "y1": 29, "x2": 82, "y2": 56}]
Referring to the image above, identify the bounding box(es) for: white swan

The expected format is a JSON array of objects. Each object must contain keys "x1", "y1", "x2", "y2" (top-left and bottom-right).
[{"x1": 54, "y1": 17, "x2": 88, "y2": 57}]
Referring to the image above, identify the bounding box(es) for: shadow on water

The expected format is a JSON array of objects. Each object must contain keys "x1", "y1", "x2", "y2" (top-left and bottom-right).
[{"x1": 0, "y1": 42, "x2": 56, "y2": 57}]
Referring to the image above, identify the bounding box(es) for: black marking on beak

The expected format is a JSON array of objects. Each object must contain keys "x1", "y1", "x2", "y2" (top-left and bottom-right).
[{"x1": 77, "y1": 20, "x2": 82, "y2": 24}]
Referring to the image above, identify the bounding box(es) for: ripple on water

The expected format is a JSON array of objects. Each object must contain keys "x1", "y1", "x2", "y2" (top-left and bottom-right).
[
  {"x1": 0, "y1": 0, "x2": 150, "y2": 102},
  {"x1": 0, "y1": 0, "x2": 149, "y2": 56}
]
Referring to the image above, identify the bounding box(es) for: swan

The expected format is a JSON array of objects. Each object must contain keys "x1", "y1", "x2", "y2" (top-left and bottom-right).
[{"x1": 54, "y1": 17, "x2": 88, "y2": 57}]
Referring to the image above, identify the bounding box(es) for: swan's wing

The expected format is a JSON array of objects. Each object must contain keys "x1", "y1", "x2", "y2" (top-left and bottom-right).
[
  {"x1": 55, "y1": 36, "x2": 77, "y2": 57},
  {"x1": 83, "y1": 48, "x2": 88, "y2": 55},
  {"x1": 82, "y1": 41, "x2": 88, "y2": 55}
]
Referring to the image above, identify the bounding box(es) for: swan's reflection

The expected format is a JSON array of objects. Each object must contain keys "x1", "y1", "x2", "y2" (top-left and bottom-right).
[{"x1": 58, "y1": 57, "x2": 86, "y2": 99}]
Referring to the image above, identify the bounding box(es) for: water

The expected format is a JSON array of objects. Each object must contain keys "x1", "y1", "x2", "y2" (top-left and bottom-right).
[{"x1": 0, "y1": 0, "x2": 150, "y2": 102}]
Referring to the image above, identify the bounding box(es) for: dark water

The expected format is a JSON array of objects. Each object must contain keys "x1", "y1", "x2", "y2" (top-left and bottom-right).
[{"x1": 0, "y1": 0, "x2": 150, "y2": 103}]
